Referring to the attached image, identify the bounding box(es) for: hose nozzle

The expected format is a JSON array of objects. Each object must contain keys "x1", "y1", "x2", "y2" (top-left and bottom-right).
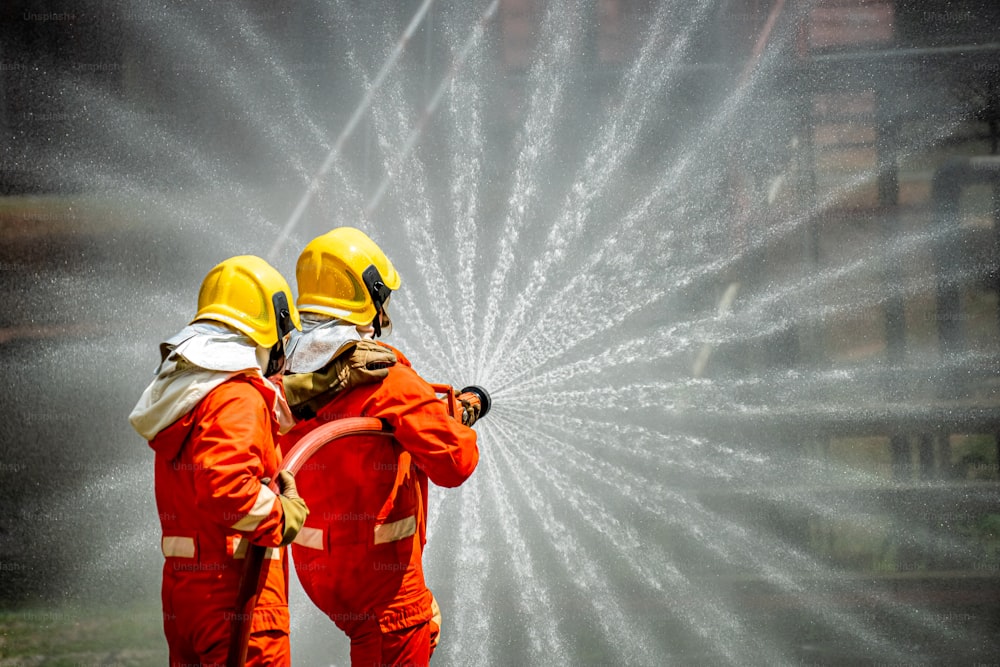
[{"x1": 458, "y1": 385, "x2": 491, "y2": 421}]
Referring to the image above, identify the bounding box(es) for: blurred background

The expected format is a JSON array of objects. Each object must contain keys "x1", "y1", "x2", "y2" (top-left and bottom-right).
[{"x1": 0, "y1": 0, "x2": 998, "y2": 665}]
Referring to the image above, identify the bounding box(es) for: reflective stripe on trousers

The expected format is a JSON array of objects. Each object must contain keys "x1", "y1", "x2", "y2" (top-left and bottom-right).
[{"x1": 292, "y1": 515, "x2": 417, "y2": 550}]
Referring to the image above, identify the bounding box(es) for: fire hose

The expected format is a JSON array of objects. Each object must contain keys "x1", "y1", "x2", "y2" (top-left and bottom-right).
[{"x1": 225, "y1": 384, "x2": 490, "y2": 667}]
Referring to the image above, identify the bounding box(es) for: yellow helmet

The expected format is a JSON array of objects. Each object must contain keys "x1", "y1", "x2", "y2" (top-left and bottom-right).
[
  {"x1": 193, "y1": 255, "x2": 301, "y2": 348},
  {"x1": 295, "y1": 227, "x2": 401, "y2": 327}
]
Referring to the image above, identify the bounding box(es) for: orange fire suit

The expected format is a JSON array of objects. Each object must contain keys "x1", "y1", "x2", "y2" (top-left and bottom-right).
[
  {"x1": 278, "y1": 344, "x2": 479, "y2": 667},
  {"x1": 149, "y1": 375, "x2": 292, "y2": 667}
]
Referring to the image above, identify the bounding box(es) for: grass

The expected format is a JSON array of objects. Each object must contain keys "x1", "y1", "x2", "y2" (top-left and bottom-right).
[{"x1": 0, "y1": 602, "x2": 166, "y2": 667}]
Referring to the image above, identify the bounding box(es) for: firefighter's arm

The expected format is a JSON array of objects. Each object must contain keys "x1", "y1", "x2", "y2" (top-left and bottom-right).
[
  {"x1": 376, "y1": 366, "x2": 479, "y2": 487},
  {"x1": 190, "y1": 381, "x2": 294, "y2": 548}
]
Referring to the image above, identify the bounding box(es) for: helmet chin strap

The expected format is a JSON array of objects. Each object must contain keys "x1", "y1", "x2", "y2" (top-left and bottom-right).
[
  {"x1": 372, "y1": 308, "x2": 383, "y2": 338},
  {"x1": 264, "y1": 342, "x2": 285, "y2": 376},
  {"x1": 361, "y1": 264, "x2": 392, "y2": 338},
  {"x1": 266, "y1": 292, "x2": 296, "y2": 375}
]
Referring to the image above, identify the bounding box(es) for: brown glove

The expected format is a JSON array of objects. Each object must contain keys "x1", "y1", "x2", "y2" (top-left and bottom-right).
[
  {"x1": 347, "y1": 340, "x2": 397, "y2": 377},
  {"x1": 276, "y1": 470, "x2": 309, "y2": 546},
  {"x1": 283, "y1": 340, "x2": 397, "y2": 419},
  {"x1": 457, "y1": 391, "x2": 482, "y2": 427}
]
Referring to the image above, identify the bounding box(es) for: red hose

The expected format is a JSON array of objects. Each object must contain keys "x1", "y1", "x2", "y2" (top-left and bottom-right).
[
  {"x1": 280, "y1": 417, "x2": 388, "y2": 474},
  {"x1": 226, "y1": 417, "x2": 390, "y2": 667}
]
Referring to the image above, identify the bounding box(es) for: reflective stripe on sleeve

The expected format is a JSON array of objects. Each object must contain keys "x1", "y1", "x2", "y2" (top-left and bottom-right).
[
  {"x1": 373, "y1": 515, "x2": 416, "y2": 545},
  {"x1": 161, "y1": 536, "x2": 195, "y2": 558},
  {"x1": 293, "y1": 526, "x2": 324, "y2": 550},
  {"x1": 229, "y1": 484, "x2": 279, "y2": 532}
]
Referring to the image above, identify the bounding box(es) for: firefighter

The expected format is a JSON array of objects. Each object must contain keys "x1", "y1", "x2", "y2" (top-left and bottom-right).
[
  {"x1": 279, "y1": 227, "x2": 480, "y2": 667},
  {"x1": 129, "y1": 255, "x2": 309, "y2": 667}
]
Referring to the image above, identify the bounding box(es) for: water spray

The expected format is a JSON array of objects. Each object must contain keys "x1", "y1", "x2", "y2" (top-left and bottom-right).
[
  {"x1": 268, "y1": 0, "x2": 500, "y2": 258},
  {"x1": 363, "y1": 0, "x2": 500, "y2": 218},
  {"x1": 266, "y1": 0, "x2": 437, "y2": 261}
]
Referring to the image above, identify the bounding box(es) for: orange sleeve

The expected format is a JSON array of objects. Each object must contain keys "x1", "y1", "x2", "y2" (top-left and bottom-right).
[
  {"x1": 190, "y1": 380, "x2": 286, "y2": 548},
  {"x1": 370, "y1": 366, "x2": 479, "y2": 488}
]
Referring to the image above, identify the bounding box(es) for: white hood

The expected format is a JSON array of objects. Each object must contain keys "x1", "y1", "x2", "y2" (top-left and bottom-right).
[{"x1": 128, "y1": 323, "x2": 267, "y2": 441}]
